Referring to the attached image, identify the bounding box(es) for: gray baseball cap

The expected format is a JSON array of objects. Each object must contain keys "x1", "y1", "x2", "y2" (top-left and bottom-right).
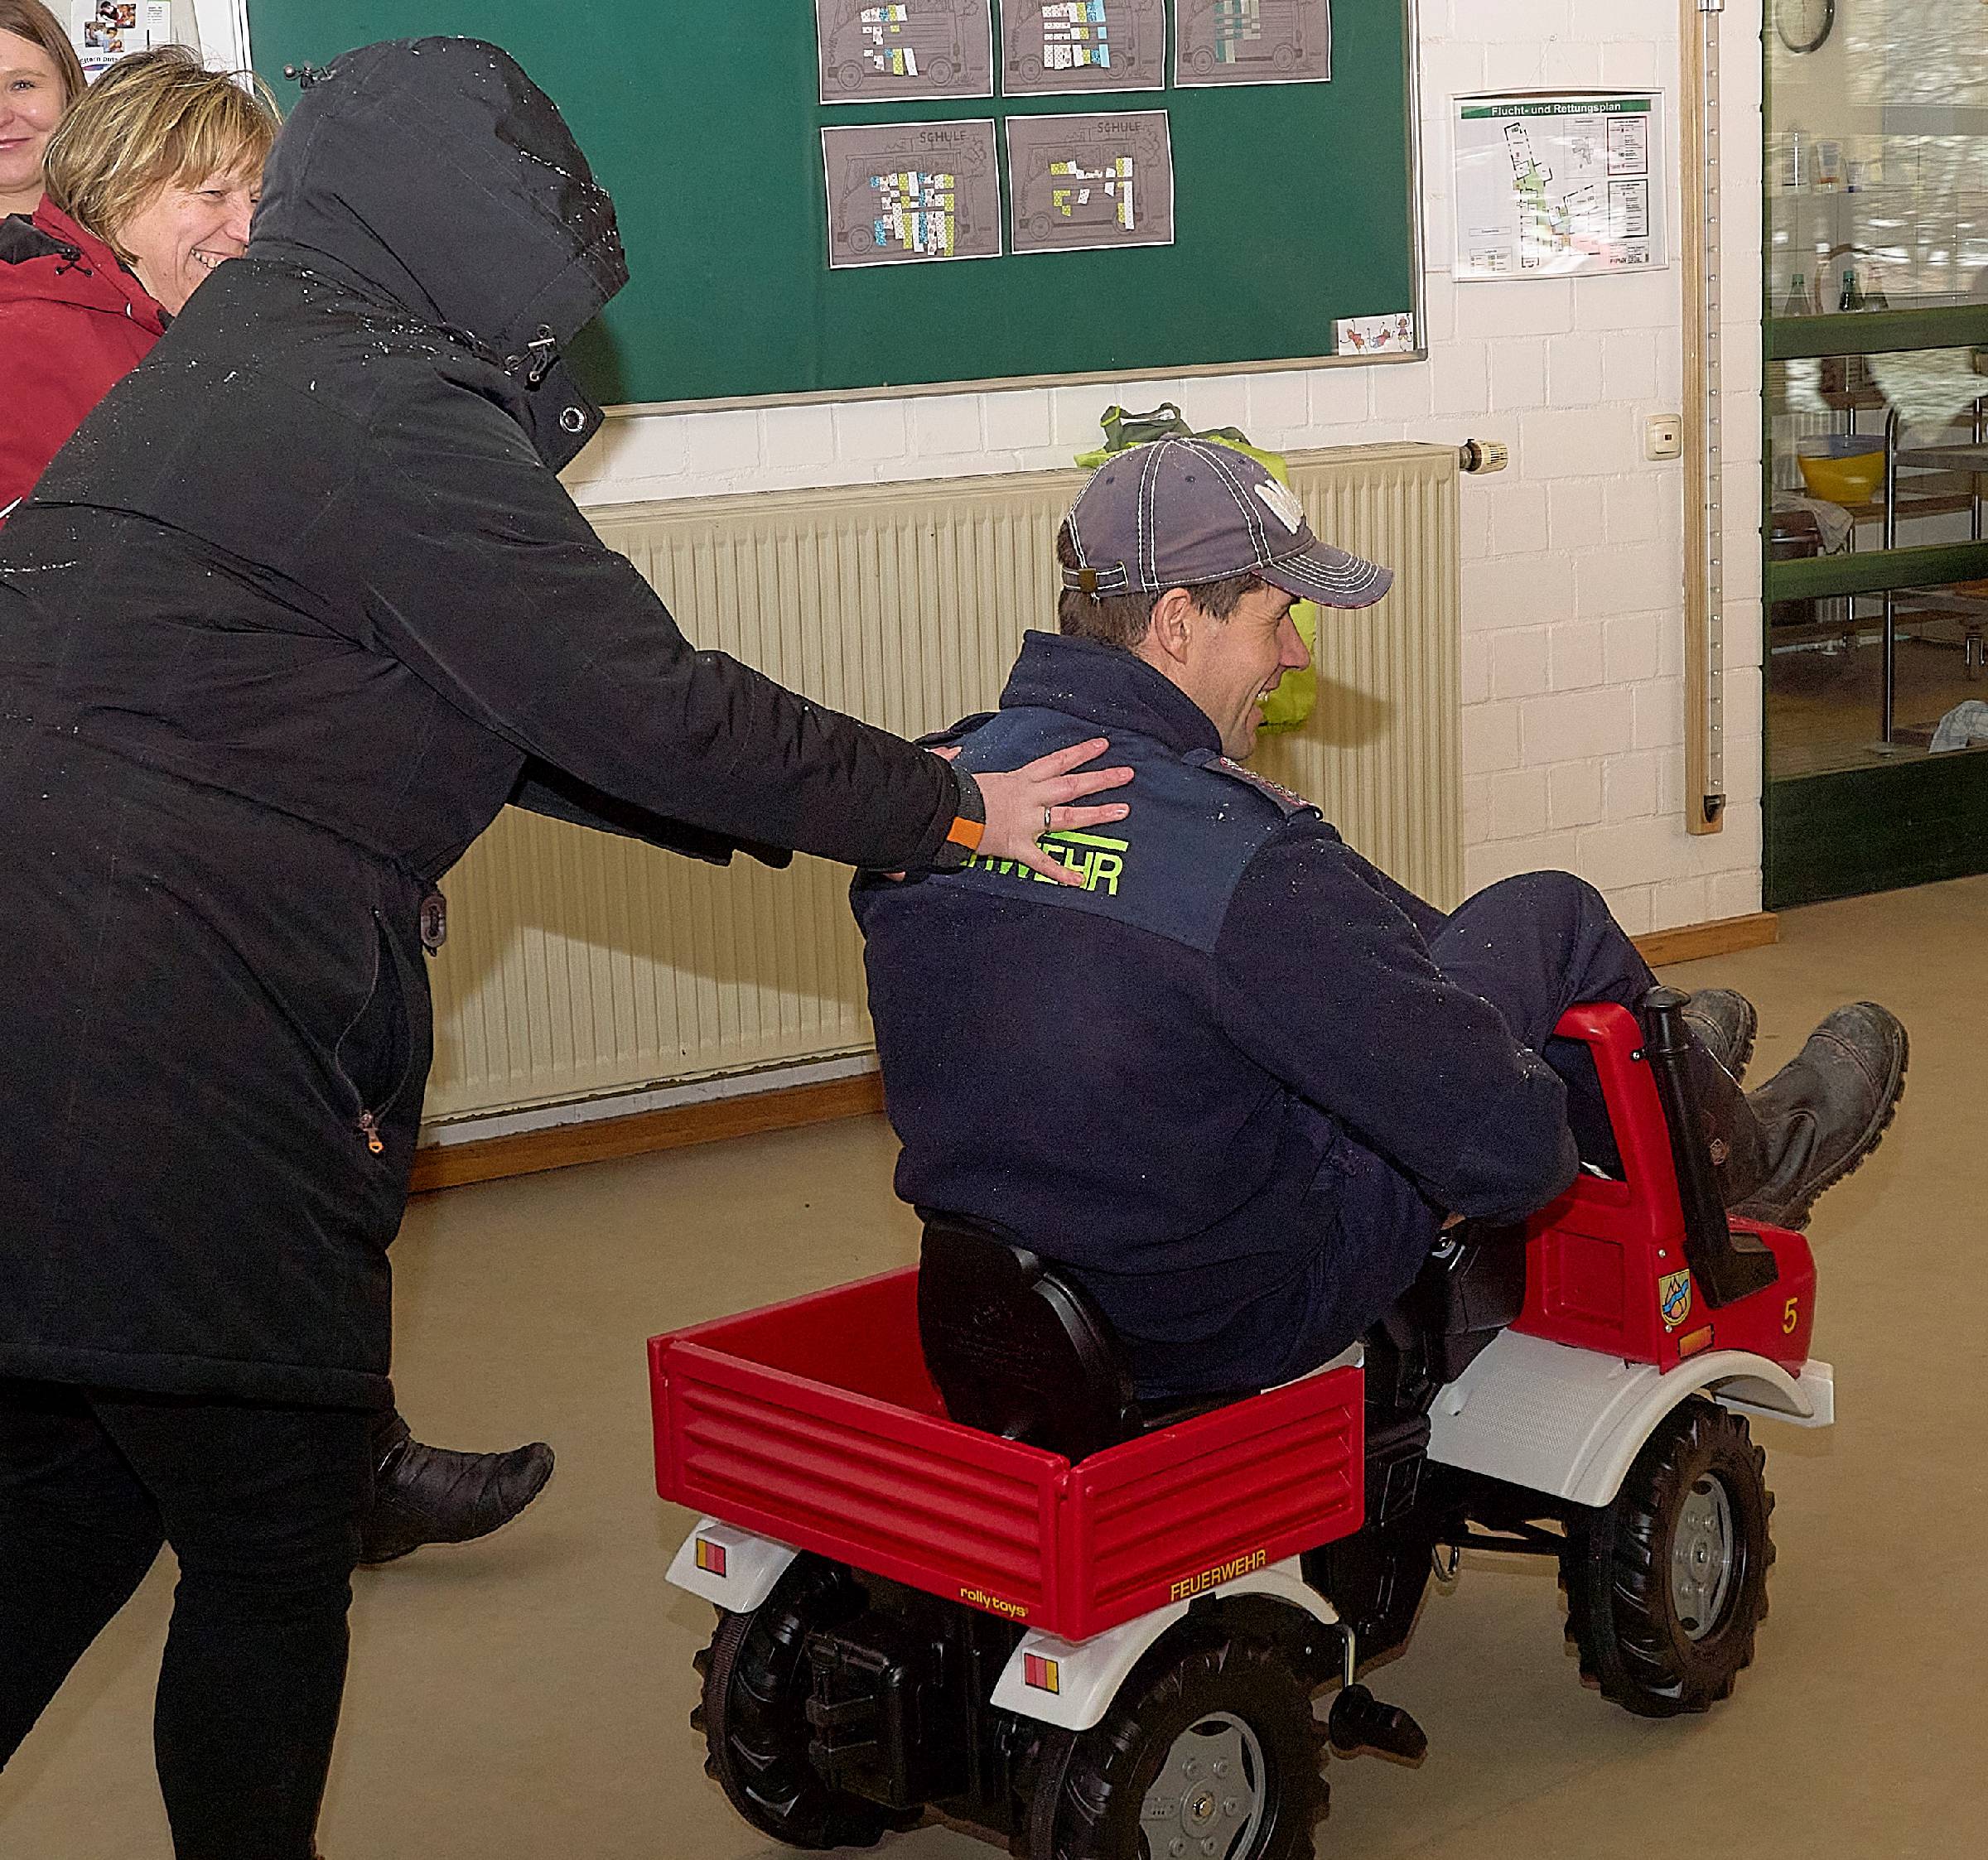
[{"x1": 1062, "y1": 436, "x2": 1393, "y2": 610}]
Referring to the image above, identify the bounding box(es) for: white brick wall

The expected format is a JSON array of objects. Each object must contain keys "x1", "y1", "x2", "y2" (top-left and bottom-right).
[{"x1": 561, "y1": 0, "x2": 1767, "y2": 937}]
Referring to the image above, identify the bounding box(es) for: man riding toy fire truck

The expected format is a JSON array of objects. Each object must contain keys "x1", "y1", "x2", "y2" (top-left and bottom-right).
[{"x1": 650, "y1": 439, "x2": 1905, "y2": 1859}]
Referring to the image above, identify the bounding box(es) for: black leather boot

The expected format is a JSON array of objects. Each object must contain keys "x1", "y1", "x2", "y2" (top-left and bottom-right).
[
  {"x1": 1729, "y1": 1003, "x2": 1908, "y2": 1232},
  {"x1": 1682, "y1": 986, "x2": 1758, "y2": 1086},
  {"x1": 359, "y1": 1409, "x2": 555, "y2": 1566}
]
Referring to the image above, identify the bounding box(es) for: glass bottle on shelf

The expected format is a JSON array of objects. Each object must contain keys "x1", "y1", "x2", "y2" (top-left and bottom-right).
[
  {"x1": 1838, "y1": 267, "x2": 1865, "y2": 313},
  {"x1": 1783, "y1": 272, "x2": 1816, "y2": 316}
]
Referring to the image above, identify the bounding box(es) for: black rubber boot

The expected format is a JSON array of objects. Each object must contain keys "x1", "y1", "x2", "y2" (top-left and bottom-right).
[
  {"x1": 1681, "y1": 987, "x2": 1758, "y2": 1086},
  {"x1": 358, "y1": 1410, "x2": 555, "y2": 1566},
  {"x1": 1729, "y1": 1002, "x2": 1908, "y2": 1232}
]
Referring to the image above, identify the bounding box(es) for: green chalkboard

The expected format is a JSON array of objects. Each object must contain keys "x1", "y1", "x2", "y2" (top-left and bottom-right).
[{"x1": 244, "y1": 2, "x2": 1419, "y2": 409}]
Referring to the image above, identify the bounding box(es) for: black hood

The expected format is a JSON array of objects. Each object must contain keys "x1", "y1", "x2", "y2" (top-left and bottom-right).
[{"x1": 250, "y1": 37, "x2": 628, "y2": 466}]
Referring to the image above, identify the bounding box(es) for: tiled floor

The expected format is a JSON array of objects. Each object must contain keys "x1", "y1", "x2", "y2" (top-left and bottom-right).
[{"x1": 3, "y1": 878, "x2": 1983, "y2": 1859}]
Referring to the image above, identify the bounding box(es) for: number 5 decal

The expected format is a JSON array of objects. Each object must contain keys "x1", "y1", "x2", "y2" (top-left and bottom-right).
[{"x1": 1783, "y1": 1298, "x2": 1800, "y2": 1335}]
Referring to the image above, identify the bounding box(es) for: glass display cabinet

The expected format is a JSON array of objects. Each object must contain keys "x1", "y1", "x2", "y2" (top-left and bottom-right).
[{"x1": 1764, "y1": 0, "x2": 1988, "y2": 901}]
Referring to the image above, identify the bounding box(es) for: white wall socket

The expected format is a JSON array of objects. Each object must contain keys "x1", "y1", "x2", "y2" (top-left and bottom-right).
[{"x1": 1644, "y1": 415, "x2": 1684, "y2": 460}]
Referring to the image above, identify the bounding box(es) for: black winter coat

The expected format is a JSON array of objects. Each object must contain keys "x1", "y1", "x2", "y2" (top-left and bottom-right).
[{"x1": 0, "y1": 41, "x2": 964, "y2": 1407}]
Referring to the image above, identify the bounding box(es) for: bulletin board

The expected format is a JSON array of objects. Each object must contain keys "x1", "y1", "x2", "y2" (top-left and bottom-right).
[{"x1": 244, "y1": 0, "x2": 1422, "y2": 409}]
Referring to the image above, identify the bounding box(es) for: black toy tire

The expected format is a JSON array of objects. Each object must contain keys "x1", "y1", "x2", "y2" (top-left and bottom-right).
[
  {"x1": 1561, "y1": 1396, "x2": 1774, "y2": 1718},
  {"x1": 1029, "y1": 1627, "x2": 1327, "y2": 1860},
  {"x1": 693, "y1": 1557, "x2": 904, "y2": 1851}
]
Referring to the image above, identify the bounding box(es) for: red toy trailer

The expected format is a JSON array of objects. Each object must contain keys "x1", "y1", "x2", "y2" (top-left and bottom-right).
[{"x1": 649, "y1": 990, "x2": 1832, "y2": 1858}]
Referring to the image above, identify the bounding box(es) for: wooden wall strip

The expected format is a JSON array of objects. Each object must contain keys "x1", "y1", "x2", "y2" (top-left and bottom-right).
[
  {"x1": 409, "y1": 1074, "x2": 885, "y2": 1195},
  {"x1": 1633, "y1": 911, "x2": 1779, "y2": 969}
]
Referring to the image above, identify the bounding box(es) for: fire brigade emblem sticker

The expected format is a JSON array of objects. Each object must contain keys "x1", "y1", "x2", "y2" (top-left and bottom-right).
[{"x1": 1658, "y1": 1269, "x2": 1692, "y2": 1331}]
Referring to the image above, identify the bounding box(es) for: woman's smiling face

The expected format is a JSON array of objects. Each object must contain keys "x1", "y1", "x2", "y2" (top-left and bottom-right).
[
  {"x1": 0, "y1": 29, "x2": 66, "y2": 210},
  {"x1": 114, "y1": 166, "x2": 259, "y2": 314}
]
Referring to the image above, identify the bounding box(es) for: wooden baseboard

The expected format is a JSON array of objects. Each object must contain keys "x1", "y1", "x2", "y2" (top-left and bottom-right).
[
  {"x1": 408, "y1": 1072, "x2": 885, "y2": 1195},
  {"x1": 1634, "y1": 910, "x2": 1779, "y2": 968},
  {"x1": 411, "y1": 909, "x2": 1780, "y2": 1194}
]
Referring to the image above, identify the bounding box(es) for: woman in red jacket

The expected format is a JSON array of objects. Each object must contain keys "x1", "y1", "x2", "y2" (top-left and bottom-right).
[
  {"x1": 0, "y1": 3, "x2": 113, "y2": 513},
  {"x1": 0, "y1": 0, "x2": 135, "y2": 515},
  {"x1": 0, "y1": 40, "x2": 558, "y2": 1560}
]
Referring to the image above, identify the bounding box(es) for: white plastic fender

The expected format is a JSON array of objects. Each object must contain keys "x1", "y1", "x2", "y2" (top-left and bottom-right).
[
  {"x1": 666, "y1": 1518, "x2": 800, "y2": 1614},
  {"x1": 988, "y1": 1559, "x2": 1339, "y2": 1732},
  {"x1": 1425, "y1": 1329, "x2": 1834, "y2": 1511}
]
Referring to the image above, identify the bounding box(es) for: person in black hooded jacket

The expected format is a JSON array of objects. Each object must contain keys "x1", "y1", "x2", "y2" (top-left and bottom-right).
[{"x1": 0, "y1": 37, "x2": 1128, "y2": 1856}]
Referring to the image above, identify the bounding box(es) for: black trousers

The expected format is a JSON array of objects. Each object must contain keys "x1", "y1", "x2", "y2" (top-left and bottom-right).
[
  {"x1": 0, "y1": 1379, "x2": 374, "y2": 1859},
  {"x1": 1426, "y1": 870, "x2": 1663, "y2": 1173}
]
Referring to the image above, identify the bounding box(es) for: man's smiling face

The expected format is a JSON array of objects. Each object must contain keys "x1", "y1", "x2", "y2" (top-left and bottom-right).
[{"x1": 1177, "y1": 580, "x2": 1311, "y2": 760}]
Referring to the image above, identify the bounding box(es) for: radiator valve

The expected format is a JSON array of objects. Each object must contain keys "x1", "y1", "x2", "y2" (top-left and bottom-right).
[{"x1": 1459, "y1": 439, "x2": 1509, "y2": 475}]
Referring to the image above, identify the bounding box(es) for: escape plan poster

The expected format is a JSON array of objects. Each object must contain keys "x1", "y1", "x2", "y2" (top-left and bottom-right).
[{"x1": 1453, "y1": 94, "x2": 1669, "y2": 279}]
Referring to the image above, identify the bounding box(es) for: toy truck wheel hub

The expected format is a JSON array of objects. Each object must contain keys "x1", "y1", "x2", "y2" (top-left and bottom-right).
[
  {"x1": 1672, "y1": 1476, "x2": 1737, "y2": 1640},
  {"x1": 1140, "y1": 1713, "x2": 1265, "y2": 1853}
]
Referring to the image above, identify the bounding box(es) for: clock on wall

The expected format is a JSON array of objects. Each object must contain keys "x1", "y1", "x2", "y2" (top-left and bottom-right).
[{"x1": 1776, "y1": 0, "x2": 1836, "y2": 55}]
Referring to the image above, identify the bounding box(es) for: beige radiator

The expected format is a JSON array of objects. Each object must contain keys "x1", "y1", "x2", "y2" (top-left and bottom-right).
[{"x1": 422, "y1": 443, "x2": 1461, "y2": 1127}]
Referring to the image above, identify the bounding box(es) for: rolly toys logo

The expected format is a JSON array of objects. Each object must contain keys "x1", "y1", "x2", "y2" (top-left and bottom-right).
[{"x1": 958, "y1": 1586, "x2": 1028, "y2": 1620}]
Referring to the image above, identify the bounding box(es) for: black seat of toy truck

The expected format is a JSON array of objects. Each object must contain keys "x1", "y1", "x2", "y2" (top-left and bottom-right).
[
  {"x1": 917, "y1": 1214, "x2": 1257, "y2": 1462},
  {"x1": 1363, "y1": 1220, "x2": 1530, "y2": 1415}
]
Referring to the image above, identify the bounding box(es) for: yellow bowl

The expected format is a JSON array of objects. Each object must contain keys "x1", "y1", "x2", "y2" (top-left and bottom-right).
[{"x1": 1797, "y1": 451, "x2": 1885, "y2": 506}]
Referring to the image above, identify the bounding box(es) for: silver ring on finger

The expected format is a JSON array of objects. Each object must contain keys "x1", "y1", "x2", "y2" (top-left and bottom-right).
[{"x1": 1044, "y1": 805, "x2": 1055, "y2": 834}]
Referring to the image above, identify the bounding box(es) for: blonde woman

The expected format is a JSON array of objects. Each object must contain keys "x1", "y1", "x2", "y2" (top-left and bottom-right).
[
  {"x1": 0, "y1": 44, "x2": 556, "y2": 1560},
  {"x1": 41, "y1": 41, "x2": 273, "y2": 311},
  {"x1": 0, "y1": 43, "x2": 269, "y2": 508}
]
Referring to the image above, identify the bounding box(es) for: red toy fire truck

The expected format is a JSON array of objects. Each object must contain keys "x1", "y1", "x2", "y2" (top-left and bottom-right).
[{"x1": 649, "y1": 988, "x2": 1831, "y2": 1858}]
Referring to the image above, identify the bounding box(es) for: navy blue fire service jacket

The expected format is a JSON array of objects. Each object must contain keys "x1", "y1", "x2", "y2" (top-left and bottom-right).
[{"x1": 852, "y1": 632, "x2": 1576, "y2": 1397}]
